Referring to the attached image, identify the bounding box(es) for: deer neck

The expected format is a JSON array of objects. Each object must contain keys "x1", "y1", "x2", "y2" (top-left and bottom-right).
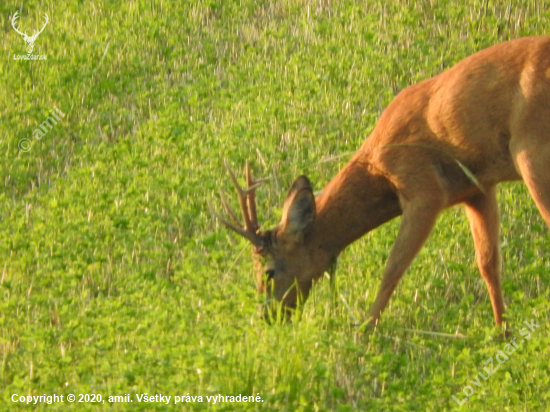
[{"x1": 307, "y1": 157, "x2": 402, "y2": 258}]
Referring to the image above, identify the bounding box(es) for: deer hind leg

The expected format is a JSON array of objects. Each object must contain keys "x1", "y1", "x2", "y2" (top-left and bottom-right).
[
  {"x1": 464, "y1": 186, "x2": 506, "y2": 327},
  {"x1": 368, "y1": 192, "x2": 446, "y2": 324},
  {"x1": 510, "y1": 94, "x2": 550, "y2": 228},
  {"x1": 513, "y1": 146, "x2": 550, "y2": 228}
]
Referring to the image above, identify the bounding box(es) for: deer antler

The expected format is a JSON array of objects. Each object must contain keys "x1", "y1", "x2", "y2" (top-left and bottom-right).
[
  {"x1": 28, "y1": 13, "x2": 49, "y2": 42},
  {"x1": 209, "y1": 161, "x2": 268, "y2": 246},
  {"x1": 11, "y1": 12, "x2": 26, "y2": 37}
]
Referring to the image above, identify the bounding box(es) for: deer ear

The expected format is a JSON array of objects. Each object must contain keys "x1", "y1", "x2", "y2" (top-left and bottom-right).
[{"x1": 281, "y1": 176, "x2": 316, "y2": 238}]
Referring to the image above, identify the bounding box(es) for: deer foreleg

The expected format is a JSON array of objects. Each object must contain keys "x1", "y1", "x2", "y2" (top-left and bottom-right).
[
  {"x1": 368, "y1": 194, "x2": 445, "y2": 324},
  {"x1": 464, "y1": 186, "x2": 506, "y2": 327}
]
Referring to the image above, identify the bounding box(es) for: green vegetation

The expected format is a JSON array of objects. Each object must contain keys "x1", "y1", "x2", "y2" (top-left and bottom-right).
[{"x1": 1, "y1": 0, "x2": 549, "y2": 410}]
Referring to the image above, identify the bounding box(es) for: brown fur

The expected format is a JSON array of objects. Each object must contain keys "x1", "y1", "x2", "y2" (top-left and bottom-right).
[{"x1": 225, "y1": 36, "x2": 550, "y2": 327}]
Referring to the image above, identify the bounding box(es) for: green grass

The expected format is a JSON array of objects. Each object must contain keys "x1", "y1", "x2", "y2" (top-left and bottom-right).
[{"x1": 1, "y1": 0, "x2": 549, "y2": 410}]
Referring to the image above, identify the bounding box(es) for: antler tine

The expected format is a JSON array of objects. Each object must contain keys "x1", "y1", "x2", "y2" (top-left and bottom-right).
[
  {"x1": 208, "y1": 201, "x2": 261, "y2": 245},
  {"x1": 245, "y1": 161, "x2": 260, "y2": 233},
  {"x1": 219, "y1": 190, "x2": 241, "y2": 225},
  {"x1": 224, "y1": 160, "x2": 256, "y2": 232},
  {"x1": 40, "y1": 14, "x2": 49, "y2": 30}
]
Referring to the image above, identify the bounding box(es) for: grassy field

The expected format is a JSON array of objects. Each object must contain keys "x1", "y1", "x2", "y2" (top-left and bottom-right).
[{"x1": 1, "y1": 0, "x2": 549, "y2": 410}]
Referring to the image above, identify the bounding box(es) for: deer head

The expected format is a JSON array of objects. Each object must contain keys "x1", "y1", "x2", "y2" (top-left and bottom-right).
[
  {"x1": 12, "y1": 11, "x2": 49, "y2": 54},
  {"x1": 210, "y1": 162, "x2": 332, "y2": 321}
]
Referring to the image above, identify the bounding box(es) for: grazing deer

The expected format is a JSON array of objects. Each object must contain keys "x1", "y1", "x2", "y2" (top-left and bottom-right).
[
  {"x1": 11, "y1": 11, "x2": 49, "y2": 54},
  {"x1": 211, "y1": 36, "x2": 550, "y2": 328}
]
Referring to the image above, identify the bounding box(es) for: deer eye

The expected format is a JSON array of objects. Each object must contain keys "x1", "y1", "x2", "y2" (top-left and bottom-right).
[{"x1": 265, "y1": 269, "x2": 275, "y2": 280}]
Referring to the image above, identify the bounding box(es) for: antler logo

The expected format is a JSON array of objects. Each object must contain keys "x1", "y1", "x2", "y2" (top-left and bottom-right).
[{"x1": 11, "y1": 11, "x2": 49, "y2": 54}]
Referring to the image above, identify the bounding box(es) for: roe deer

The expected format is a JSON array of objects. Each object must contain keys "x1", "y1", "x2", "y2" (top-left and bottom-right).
[{"x1": 211, "y1": 36, "x2": 550, "y2": 328}]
